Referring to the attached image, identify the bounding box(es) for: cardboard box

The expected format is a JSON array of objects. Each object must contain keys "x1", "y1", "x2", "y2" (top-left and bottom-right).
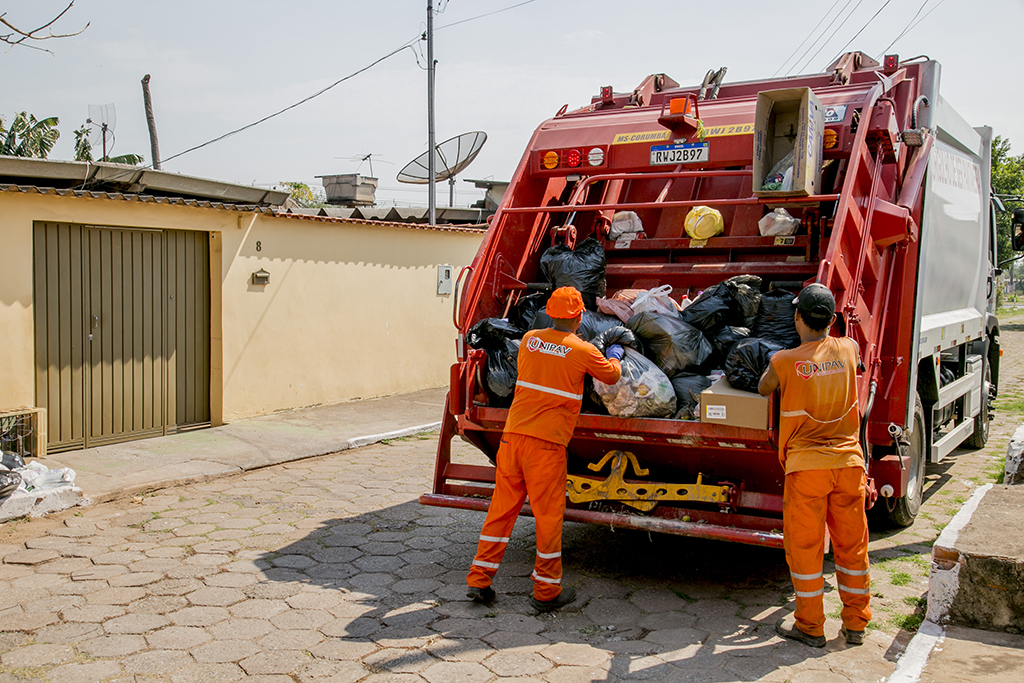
[
  {"x1": 753, "y1": 87, "x2": 824, "y2": 197},
  {"x1": 700, "y1": 377, "x2": 769, "y2": 430}
]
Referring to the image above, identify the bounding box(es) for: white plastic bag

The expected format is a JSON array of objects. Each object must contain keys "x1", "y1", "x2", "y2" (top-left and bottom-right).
[
  {"x1": 593, "y1": 348, "x2": 676, "y2": 418},
  {"x1": 609, "y1": 211, "x2": 644, "y2": 241},
  {"x1": 631, "y1": 285, "x2": 678, "y2": 317},
  {"x1": 758, "y1": 207, "x2": 801, "y2": 237}
]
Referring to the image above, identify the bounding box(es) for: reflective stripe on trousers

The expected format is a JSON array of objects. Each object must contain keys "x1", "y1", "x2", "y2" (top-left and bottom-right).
[
  {"x1": 783, "y1": 467, "x2": 872, "y2": 636},
  {"x1": 467, "y1": 433, "x2": 568, "y2": 602}
]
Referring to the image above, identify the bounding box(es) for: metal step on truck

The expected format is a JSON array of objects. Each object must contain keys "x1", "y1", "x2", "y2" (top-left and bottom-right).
[{"x1": 420, "y1": 52, "x2": 1004, "y2": 547}]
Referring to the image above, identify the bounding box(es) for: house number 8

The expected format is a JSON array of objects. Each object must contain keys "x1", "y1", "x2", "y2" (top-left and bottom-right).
[{"x1": 256, "y1": 241, "x2": 262, "y2": 252}]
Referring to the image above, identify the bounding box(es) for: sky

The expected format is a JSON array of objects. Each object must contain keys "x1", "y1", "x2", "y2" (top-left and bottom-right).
[{"x1": 4, "y1": 0, "x2": 1024, "y2": 208}]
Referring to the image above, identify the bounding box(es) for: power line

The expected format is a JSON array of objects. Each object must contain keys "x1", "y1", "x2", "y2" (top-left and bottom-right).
[
  {"x1": 773, "y1": 0, "x2": 844, "y2": 77},
  {"x1": 435, "y1": 0, "x2": 538, "y2": 32},
  {"x1": 794, "y1": 0, "x2": 865, "y2": 75},
  {"x1": 159, "y1": 44, "x2": 414, "y2": 167},
  {"x1": 103, "y1": 0, "x2": 542, "y2": 180},
  {"x1": 826, "y1": 0, "x2": 895, "y2": 66},
  {"x1": 878, "y1": 0, "x2": 946, "y2": 57},
  {"x1": 786, "y1": 0, "x2": 858, "y2": 77}
]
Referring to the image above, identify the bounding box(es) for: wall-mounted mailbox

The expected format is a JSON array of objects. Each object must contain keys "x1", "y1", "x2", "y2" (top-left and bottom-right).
[
  {"x1": 252, "y1": 268, "x2": 270, "y2": 285},
  {"x1": 437, "y1": 265, "x2": 452, "y2": 295}
]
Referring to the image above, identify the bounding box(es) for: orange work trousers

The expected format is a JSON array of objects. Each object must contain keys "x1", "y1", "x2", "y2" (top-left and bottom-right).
[
  {"x1": 466, "y1": 433, "x2": 567, "y2": 602},
  {"x1": 783, "y1": 467, "x2": 871, "y2": 636}
]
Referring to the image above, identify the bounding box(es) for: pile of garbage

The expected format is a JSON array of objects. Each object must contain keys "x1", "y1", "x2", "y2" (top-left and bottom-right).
[
  {"x1": 466, "y1": 235, "x2": 802, "y2": 421},
  {"x1": 0, "y1": 451, "x2": 77, "y2": 503}
]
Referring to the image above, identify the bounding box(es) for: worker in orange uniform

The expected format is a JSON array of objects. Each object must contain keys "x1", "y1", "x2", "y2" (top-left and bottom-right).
[
  {"x1": 467, "y1": 286, "x2": 623, "y2": 612},
  {"x1": 758, "y1": 283, "x2": 871, "y2": 647}
]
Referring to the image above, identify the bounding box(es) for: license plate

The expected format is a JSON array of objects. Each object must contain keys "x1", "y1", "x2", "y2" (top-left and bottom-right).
[{"x1": 650, "y1": 142, "x2": 708, "y2": 165}]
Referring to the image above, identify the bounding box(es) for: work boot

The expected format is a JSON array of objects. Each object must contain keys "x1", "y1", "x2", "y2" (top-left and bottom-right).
[
  {"x1": 775, "y1": 616, "x2": 826, "y2": 648},
  {"x1": 530, "y1": 586, "x2": 576, "y2": 613},
  {"x1": 466, "y1": 586, "x2": 495, "y2": 604},
  {"x1": 840, "y1": 627, "x2": 865, "y2": 645}
]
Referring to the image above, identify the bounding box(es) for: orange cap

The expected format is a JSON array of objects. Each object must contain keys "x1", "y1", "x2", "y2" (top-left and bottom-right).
[{"x1": 546, "y1": 286, "x2": 585, "y2": 319}]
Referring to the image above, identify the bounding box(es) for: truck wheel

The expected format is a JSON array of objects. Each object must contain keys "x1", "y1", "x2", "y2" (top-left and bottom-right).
[
  {"x1": 888, "y1": 396, "x2": 927, "y2": 527},
  {"x1": 966, "y1": 361, "x2": 992, "y2": 449}
]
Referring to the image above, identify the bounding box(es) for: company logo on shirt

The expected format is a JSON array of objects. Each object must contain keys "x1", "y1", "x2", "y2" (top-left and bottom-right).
[
  {"x1": 526, "y1": 336, "x2": 571, "y2": 357},
  {"x1": 795, "y1": 358, "x2": 846, "y2": 380}
]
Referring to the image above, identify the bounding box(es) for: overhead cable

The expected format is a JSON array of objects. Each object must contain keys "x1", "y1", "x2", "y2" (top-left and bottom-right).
[
  {"x1": 773, "y1": 0, "x2": 844, "y2": 77},
  {"x1": 786, "y1": 0, "x2": 858, "y2": 76},
  {"x1": 826, "y1": 0, "x2": 896, "y2": 66},
  {"x1": 878, "y1": 0, "x2": 947, "y2": 57}
]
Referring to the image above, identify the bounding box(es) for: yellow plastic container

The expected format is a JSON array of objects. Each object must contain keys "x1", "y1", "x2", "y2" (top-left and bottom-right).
[{"x1": 684, "y1": 206, "x2": 724, "y2": 240}]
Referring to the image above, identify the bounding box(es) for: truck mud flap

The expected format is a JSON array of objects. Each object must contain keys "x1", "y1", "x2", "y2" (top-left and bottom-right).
[{"x1": 418, "y1": 493, "x2": 784, "y2": 548}]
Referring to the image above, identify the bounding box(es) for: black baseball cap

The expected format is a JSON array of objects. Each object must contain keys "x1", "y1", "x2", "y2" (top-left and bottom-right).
[{"x1": 793, "y1": 283, "x2": 835, "y2": 320}]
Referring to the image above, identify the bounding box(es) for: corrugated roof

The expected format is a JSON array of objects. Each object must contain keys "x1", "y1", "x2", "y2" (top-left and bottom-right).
[
  {"x1": 0, "y1": 155, "x2": 289, "y2": 205},
  {"x1": 1, "y1": 184, "x2": 487, "y2": 234}
]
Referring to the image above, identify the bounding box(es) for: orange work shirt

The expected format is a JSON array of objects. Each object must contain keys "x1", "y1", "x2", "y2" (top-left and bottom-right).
[
  {"x1": 504, "y1": 328, "x2": 621, "y2": 447},
  {"x1": 770, "y1": 336, "x2": 864, "y2": 474}
]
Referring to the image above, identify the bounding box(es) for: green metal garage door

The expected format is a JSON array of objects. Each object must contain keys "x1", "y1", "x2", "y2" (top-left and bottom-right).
[{"x1": 33, "y1": 223, "x2": 210, "y2": 452}]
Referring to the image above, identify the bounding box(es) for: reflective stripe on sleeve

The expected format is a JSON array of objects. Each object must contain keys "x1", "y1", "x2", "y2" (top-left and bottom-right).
[
  {"x1": 515, "y1": 380, "x2": 583, "y2": 401},
  {"x1": 794, "y1": 588, "x2": 824, "y2": 598},
  {"x1": 536, "y1": 550, "x2": 561, "y2": 559},
  {"x1": 531, "y1": 570, "x2": 561, "y2": 585},
  {"x1": 838, "y1": 583, "x2": 871, "y2": 595},
  {"x1": 836, "y1": 565, "x2": 870, "y2": 576},
  {"x1": 479, "y1": 535, "x2": 510, "y2": 544},
  {"x1": 790, "y1": 571, "x2": 823, "y2": 581},
  {"x1": 473, "y1": 559, "x2": 500, "y2": 570}
]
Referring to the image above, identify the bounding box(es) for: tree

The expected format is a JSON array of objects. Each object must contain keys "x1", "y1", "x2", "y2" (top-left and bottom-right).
[
  {"x1": 279, "y1": 181, "x2": 326, "y2": 209},
  {"x1": 72, "y1": 124, "x2": 144, "y2": 165},
  {"x1": 1, "y1": 1, "x2": 88, "y2": 54},
  {"x1": 0, "y1": 112, "x2": 60, "y2": 158},
  {"x1": 992, "y1": 136, "x2": 1024, "y2": 264}
]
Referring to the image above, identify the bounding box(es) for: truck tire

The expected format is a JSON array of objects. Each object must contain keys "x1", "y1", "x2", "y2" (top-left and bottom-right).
[
  {"x1": 966, "y1": 361, "x2": 992, "y2": 449},
  {"x1": 888, "y1": 396, "x2": 927, "y2": 527}
]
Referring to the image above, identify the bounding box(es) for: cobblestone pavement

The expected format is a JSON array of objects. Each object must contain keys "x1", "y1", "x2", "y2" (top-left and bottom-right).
[{"x1": 1, "y1": 319, "x2": 1021, "y2": 683}]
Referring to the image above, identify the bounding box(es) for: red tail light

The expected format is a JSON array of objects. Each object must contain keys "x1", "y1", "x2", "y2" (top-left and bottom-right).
[{"x1": 565, "y1": 149, "x2": 582, "y2": 168}]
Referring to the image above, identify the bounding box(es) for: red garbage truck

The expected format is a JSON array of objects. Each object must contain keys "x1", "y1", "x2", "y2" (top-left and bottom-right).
[{"x1": 420, "y1": 52, "x2": 1001, "y2": 547}]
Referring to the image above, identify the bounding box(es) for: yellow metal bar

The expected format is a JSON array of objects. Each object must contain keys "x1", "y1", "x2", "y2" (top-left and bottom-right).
[{"x1": 566, "y1": 450, "x2": 732, "y2": 512}]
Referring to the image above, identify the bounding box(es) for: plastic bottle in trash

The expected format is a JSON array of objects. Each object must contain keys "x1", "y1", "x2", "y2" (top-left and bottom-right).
[{"x1": 28, "y1": 467, "x2": 76, "y2": 490}]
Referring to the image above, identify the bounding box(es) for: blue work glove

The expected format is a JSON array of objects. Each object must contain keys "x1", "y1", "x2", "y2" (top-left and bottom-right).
[{"x1": 606, "y1": 344, "x2": 625, "y2": 361}]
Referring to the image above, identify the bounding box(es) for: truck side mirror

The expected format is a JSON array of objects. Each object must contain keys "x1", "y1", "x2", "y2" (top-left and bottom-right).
[{"x1": 1013, "y1": 208, "x2": 1024, "y2": 251}]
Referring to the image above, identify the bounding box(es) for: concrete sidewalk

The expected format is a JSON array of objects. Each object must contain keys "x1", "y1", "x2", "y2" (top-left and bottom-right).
[{"x1": 36, "y1": 387, "x2": 447, "y2": 504}]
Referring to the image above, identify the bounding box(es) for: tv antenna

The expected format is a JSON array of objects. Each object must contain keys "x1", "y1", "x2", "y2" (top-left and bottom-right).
[
  {"x1": 335, "y1": 152, "x2": 394, "y2": 177},
  {"x1": 397, "y1": 131, "x2": 487, "y2": 210},
  {"x1": 86, "y1": 103, "x2": 116, "y2": 160}
]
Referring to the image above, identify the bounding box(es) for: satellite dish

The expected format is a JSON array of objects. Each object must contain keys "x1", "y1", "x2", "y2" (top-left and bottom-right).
[{"x1": 397, "y1": 131, "x2": 487, "y2": 206}]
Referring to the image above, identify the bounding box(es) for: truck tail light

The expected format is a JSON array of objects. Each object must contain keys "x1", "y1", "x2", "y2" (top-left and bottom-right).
[
  {"x1": 565, "y1": 149, "x2": 582, "y2": 168},
  {"x1": 883, "y1": 54, "x2": 899, "y2": 73},
  {"x1": 600, "y1": 86, "x2": 614, "y2": 104},
  {"x1": 542, "y1": 151, "x2": 559, "y2": 170},
  {"x1": 587, "y1": 147, "x2": 605, "y2": 166}
]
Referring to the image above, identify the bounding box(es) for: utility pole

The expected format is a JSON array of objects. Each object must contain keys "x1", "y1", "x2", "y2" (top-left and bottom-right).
[
  {"x1": 426, "y1": 1, "x2": 436, "y2": 225},
  {"x1": 141, "y1": 74, "x2": 162, "y2": 169}
]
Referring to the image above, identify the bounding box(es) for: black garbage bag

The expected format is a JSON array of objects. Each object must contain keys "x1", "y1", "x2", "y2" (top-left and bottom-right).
[
  {"x1": 539, "y1": 237, "x2": 607, "y2": 310},
  {"x1": 753, "y1": 289, "x2": 801, "y2": 348},
  {"x1": 528, "y1": 309, "x2": 621, "y2": 343},
  {"x1": 700, "y1": 325, "x2": 750, "y2": 372},
  {"x1": 671, "y1": 373, "x2": 713, "y2": 420},
  {"x1": 485, "y1": 338, "x2": 520, "y2": 407},
  {"x1": 724, "y1": 275, "x2": 763, "y2": 327},
  {"x1": 512, "y1": 292, "x2": 548, "y2": 331},
  {"x1": 627, "y1": 311, "x2": 713, "y2": 377},
  {"x1": 711, "y1": 326, "x2": 751, "y2": 361},
  {"x1": 680, "y1": 283, "x2": 735, "y2": 333},
  {"x1": 466, "y1": 318, "x2": 523, "y2": 407},
  {"x1": 593, "y1": 348, "x2": 676, "y2": 418},
  {"x1": 590, "y1": 326, "x2": 638, "y2": 354},
  {"x1": 466, "y1": 317, "x2": 522, "y2": 351},
  {"x1": 724, "y1": 337, "x2": 784, "y2": 392}
]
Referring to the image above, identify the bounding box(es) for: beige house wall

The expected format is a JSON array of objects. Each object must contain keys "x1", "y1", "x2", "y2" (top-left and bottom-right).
[{"x1": 0, "y1": 190, "x2": 483, "y2": 425}]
